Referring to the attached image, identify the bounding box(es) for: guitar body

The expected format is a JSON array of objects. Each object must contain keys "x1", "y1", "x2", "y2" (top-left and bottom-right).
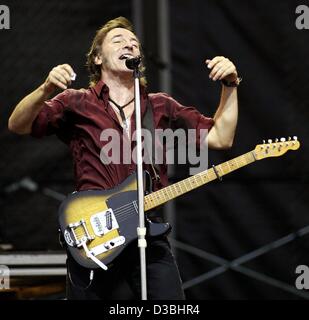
[
  {"x1": 58, "y1": 172, "x2": 170, "y2": 269},
  {"x1": 58, "y1": 138, "x2": 300, "y2": 270}
]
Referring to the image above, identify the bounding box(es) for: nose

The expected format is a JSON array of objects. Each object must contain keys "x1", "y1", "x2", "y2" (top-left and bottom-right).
[{"x1": 123, "y1": 42, "x2": 134, "y2": 51}]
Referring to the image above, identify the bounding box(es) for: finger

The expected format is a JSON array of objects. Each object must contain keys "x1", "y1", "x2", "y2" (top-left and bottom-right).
[
  {"x1": 219, "y1": 66, "x2": 237, "y2": 81},
  {"x1": 56, "y1": 67, "x2": 73, "y2": 84},
  {"x1": 52, "y1": 70, "x2": 70, "y2": 86},
  {"x1": 209, "y1": 60, "x2": 230, "y2": 79},
  {"x1": 50, "y1": 77, "x2": 67, "y2": 90},
  {"x1": 61, "y1": 64, "x2": 75, "y2": 79},
  {"x1": 50, "y1": 72, "x2": 69, "y2": 89},
  {"x1": 206, "y1": 56, "x2": 226, "y2": 69},
  {"x1": 205, "y1": 59, "x2": 211, "y2": 66},
  {"x1": 213, "y1": 63, "x2": 235, "y2": 81}
]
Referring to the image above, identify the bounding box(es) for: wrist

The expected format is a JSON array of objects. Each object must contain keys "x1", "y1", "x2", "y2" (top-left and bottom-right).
[
  {"x1": 40, "y1": 82, "x2": 55, "y2": 98},
  {"x1": 221, "y1": 76, "x2": 242, "y2": 87}
]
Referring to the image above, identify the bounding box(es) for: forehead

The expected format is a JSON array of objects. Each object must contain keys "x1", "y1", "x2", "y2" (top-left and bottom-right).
[{"x1": 106, "y1": 27, "x2": 138, "y2": 41}]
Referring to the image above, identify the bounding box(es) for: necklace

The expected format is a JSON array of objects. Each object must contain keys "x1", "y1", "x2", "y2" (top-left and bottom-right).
[
  {"x1": 108, "y1": 97, "x2": 134, "y2": 119},
  {"x1": 108, "y1": 97, "x2": 134, "y2": 130}
]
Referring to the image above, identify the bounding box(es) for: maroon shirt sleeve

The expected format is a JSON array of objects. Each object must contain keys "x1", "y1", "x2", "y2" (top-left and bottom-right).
[
  {"x1": 31, "y1": 90, "x2": 71, "y2": 138},
  {"x1": 160, "y1": 93, "x2": 215, "y2": 146}
]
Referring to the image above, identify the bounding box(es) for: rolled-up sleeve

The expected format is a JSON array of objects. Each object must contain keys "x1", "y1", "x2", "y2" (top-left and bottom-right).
[
  {"x1": 31, "y1": 90, "x2": 70, "y2": 138},
  {"x1": 165, "y1": 94, "x2": 215, "y2": 146}
]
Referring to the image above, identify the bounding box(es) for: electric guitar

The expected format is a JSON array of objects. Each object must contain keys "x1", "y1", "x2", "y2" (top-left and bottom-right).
[{"x1": 58, "y1": 137, "x2": 300, "y2": 270}]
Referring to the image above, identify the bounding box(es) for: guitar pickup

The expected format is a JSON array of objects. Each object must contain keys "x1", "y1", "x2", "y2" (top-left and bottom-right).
[
  {"x1": 90, "y1": 208, "x2": 119, "y2": 236},
  {"x1": 89, "y1": 236, "x2": 126, "y2": 256}
]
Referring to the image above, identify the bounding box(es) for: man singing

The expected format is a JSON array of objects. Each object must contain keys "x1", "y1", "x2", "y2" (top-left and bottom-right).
[{"x1": 8, "y1": 17, "x2": 240, "y2": 299}]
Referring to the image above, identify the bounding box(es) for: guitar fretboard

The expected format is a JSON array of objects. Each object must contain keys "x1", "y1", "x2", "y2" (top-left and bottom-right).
[{"x1": 144, "y1": 151, "x2": 256, "y2": 211}]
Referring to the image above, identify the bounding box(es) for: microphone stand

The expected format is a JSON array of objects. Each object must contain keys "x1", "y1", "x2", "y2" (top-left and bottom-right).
[{"x1": 126, "y1": 57, "x2": 148, "y2": 300}]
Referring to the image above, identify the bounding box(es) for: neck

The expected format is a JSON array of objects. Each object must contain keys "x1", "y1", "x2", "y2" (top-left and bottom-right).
[{"x1": 102, "y1": 71, "x2": 134, "y2": 103}]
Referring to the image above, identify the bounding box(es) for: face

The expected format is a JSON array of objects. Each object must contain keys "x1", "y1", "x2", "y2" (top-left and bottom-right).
[{"x1": 96, "y1": 27, "x2": 141, "y2": 75}]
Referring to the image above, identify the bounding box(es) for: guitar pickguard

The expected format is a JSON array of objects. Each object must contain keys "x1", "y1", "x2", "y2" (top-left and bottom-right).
[{"x1": 90, "y1": 208, "x2": 119, "y2": 236}]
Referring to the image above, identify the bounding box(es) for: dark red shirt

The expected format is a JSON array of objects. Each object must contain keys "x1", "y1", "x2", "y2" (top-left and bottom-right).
[{"x1": 31, "y1": 80, "x2": 214, "y2": 191}]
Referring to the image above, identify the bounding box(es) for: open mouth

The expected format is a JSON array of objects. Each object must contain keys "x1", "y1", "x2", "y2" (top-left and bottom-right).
[{"x1": 119, "y1": 54, "x2": 134, "y2": 60}]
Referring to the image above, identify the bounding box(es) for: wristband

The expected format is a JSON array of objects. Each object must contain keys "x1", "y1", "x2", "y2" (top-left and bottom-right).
[{"x1": 221, "y1": 76, "x2": 242, "y2": 87}]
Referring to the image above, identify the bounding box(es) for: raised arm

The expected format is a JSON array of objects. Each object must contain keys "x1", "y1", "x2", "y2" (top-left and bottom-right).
[
  {"x1": 8, "y1": 64, "x2": 75, "y2": 134},
  {"x1": 205, "y1": 56, "x2": 239, "y2": 149}
]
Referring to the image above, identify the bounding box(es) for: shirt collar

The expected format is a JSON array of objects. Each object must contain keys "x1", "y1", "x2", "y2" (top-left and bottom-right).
[
  {"x1": 92, "y1": 79, "x2": 148, "y2": 111},
  {"x1": 93, "y1": 79, "x2": 148, "y2": 98},
  {"x1": 93, "y1": 80, "x2": 109, "y2": 100}
]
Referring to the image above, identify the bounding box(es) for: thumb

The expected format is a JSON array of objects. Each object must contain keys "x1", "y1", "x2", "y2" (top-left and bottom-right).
[{"x1": 205, "y1": 59, "x2": 212, "y2": 69}]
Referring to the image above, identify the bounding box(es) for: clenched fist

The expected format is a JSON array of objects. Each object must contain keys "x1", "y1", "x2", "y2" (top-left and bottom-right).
[
  {"x1": 206, "y1": 56, "x2": 238, "y2": 83},
  {"x1": 43, "y1": 64, "x2": 76, "y2": 94}
]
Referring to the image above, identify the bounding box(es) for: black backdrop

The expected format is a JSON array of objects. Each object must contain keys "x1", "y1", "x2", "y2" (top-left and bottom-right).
[
  {"x1": 170, "y1": 0, "x2": 309, "y2": 299},
  {"x1": 0, "y1": 0, "x2": 308, "y2": 299}
]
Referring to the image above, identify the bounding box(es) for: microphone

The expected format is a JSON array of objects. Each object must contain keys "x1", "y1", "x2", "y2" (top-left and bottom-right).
[{"x1": 125, "y1": 56, "x2": 141, "y2": 70}]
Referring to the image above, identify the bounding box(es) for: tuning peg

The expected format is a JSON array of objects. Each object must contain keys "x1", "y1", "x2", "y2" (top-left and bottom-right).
[
  {"x1": 293, "y1": 136, "x2": 298, "y2": 141},
  {"x1": 280, "y1": 137, "x2": 286, "y2": 142},
  {"x1": 288, "y1": 137, "x2": 291, "y2": 141},
  {"x1": 263, "y1": 140, "x2": 266, "y2": 144},
  {"x1": 275, "y1": 138, "x2": 279, "y2": 143},
  {"x1": 268, "y1": 139, "x2": 272, "y2": 144}
]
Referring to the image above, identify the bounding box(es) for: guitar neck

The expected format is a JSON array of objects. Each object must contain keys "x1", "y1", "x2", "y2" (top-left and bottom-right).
[{"x1": 144, "y1": 150, "x2": 257, "y2": 211}]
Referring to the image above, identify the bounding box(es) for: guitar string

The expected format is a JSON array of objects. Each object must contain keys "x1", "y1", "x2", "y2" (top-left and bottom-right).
[
  {"x1": 70, "y1": 202, "x2": 139, "y2": 239},
  {"x1": 72, "y1": 153, "x2": 247, "y2": 219},
  {"x1": 73, "y1": 207, "x2": 138, "y2": 239},
  {"x1": 72, "y1": 155, "x2": 253, "y2": 238},
  {"x1": 72, "y1": 172, "x2": 216, "y2": 239}
]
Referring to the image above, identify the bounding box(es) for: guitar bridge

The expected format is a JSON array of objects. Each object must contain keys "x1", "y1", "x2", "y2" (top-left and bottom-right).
[{"x1": 64, "y1": 219, "x2": 94, "y2": 247}]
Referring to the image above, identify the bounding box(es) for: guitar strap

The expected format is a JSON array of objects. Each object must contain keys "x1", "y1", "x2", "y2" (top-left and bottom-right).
[{"x1": 142, "y1": 96, "x2": 161, "y2": 183}]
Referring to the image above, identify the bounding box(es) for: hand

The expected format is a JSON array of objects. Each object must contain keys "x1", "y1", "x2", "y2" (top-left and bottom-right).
[
  {"x1": 206, "y1": 56, "x2": 238, "y2": 82},
  {"x1": 43, "y1": 64, "x2": 75, "y2": 94}
]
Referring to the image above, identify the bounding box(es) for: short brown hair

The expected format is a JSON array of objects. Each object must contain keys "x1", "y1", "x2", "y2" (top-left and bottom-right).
[{"x1": 86, "y1": 16, "x2": 147, "y2": 87}]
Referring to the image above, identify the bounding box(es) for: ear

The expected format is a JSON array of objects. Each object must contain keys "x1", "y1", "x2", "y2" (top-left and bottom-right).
[{"x1": 94, "y1": 55, "x2": 102, "y2": 66}]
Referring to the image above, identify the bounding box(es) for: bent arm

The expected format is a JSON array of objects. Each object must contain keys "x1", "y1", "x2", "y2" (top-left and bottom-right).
[
  {"x1": 8, "y1": 84, "x2": 52, "y2": 134},
  {"x1": 8, "y1": 64, "x2": 75, "y2": 135},
  {"x1": 204, "y1": 56, "x2": 239, "y2": 149},
  {"x1": 206, "y1": 85, "x2": 238, "y2": 149}
]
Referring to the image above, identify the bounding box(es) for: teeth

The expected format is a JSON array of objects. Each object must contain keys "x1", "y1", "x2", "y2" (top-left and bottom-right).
[{"x1": 120, "y1": 54, "x2": 133, "y2": 60}]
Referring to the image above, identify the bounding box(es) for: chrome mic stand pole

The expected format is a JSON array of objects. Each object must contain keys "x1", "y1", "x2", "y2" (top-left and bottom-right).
[{"x1": 126, "y1": 57, "x2": 147, "y2": 300}]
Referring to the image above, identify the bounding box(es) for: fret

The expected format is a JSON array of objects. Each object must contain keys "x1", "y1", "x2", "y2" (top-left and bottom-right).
[
  {"x1": 196, "y1": 174, "x2": 203, "y2": 186},
  {"x1": 187, "y1": 177, "x2": 194, "y2": 190},
  {"x1": 193, "y1": 175, "x2": 200, "y2": 187},
  {"x1": 145, "y1": 150, "x2": 257, "y2": 211},
  {"x1": 164, "y1": 188, "x2": 173, "y2": 199},
  {"x1": 205, "y1": 169, "x2": 216, "y2": 181},
  {"x1": 173, "y1": 183, "x2": 181, "y2": 195},
  {"x1": 226, "y1": 161, "x2": 232, "y2": 172},
  {"x1": 181, "y1": 180, "x2": 188, "y2": 192}
]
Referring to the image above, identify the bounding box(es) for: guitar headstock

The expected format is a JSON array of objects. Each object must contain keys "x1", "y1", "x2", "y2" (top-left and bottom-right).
[{"x1": 254, "y1": 137, "x2": 300, "y2": 160}]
